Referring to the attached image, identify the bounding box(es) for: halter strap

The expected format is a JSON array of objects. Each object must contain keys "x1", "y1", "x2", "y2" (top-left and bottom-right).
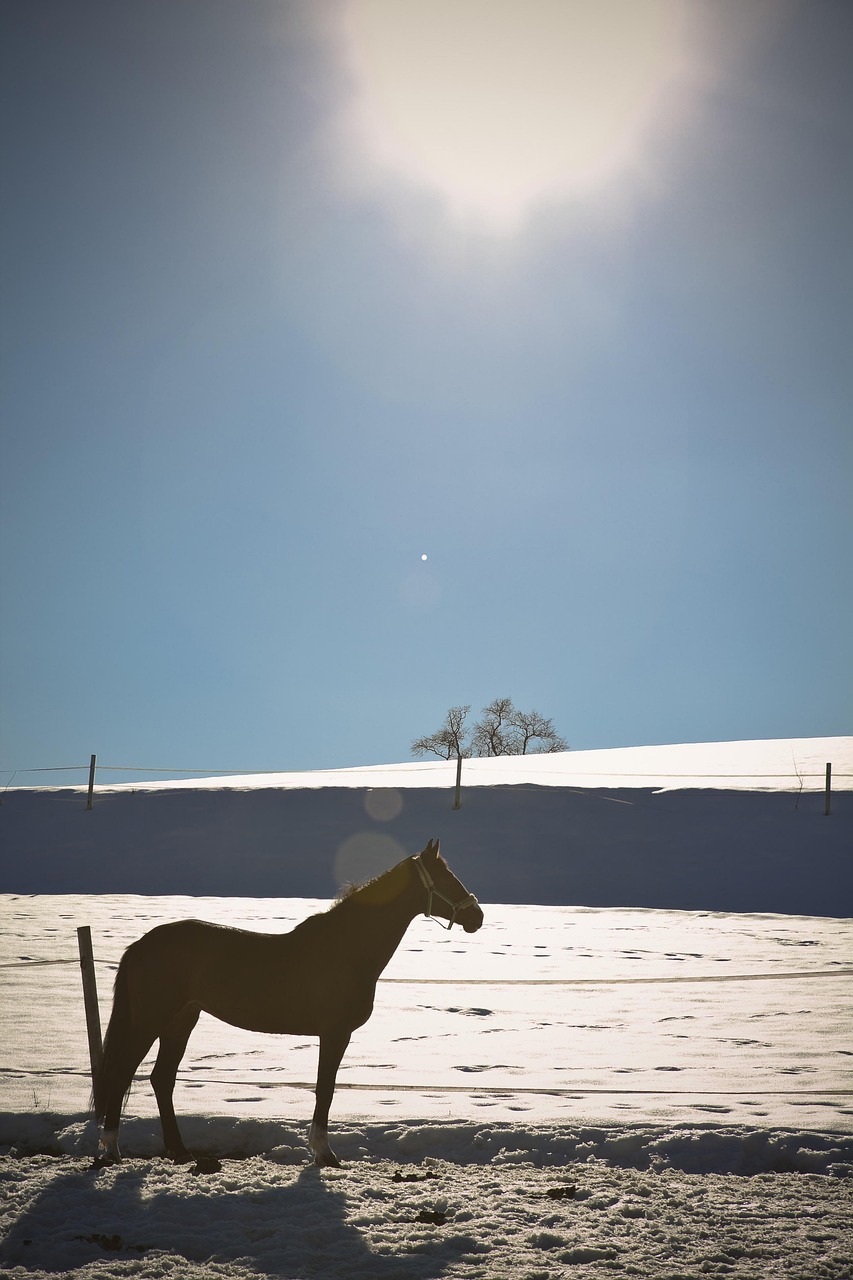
[{"x1": 412, "y1": 854, "x2": 479, "y2": 931}]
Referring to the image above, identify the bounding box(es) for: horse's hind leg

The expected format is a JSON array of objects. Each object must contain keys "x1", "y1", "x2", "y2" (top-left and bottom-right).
[
  {"x1": 150, "y1": 1004, "x2": 201, "y2": 1162},
  {"x1": 99, "y1": 1029, "x2": 157, "y2": 1161}
]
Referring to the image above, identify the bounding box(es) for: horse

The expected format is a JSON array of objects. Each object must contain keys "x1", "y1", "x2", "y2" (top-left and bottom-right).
[{"x1": 93, "y1": 838, "x2": 483, "y2": 1166}]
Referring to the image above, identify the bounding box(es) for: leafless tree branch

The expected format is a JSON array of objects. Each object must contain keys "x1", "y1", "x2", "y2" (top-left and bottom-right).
[{"x1": 414, "y1": 698, "x2": 567, "y2": 760}]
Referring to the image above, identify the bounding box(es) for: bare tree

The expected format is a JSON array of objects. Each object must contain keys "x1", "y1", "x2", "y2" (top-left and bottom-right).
[
  {"x1": 413, "y1": 698, "x2": 567, "y2": 760},
  {"x1": 470, "y1": 697, "x2": 515, "y2": 757},
  {"x1": 411, "y1": 705, "x2": 472, "y2": 760},
  {"x1": 508, "y1": 706, "x2": 567, "y2": 755}
]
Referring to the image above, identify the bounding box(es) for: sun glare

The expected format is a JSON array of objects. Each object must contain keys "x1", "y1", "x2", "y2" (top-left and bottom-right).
[{"x1": 341, "y1": 0, "x2": 690, "y2": 231}]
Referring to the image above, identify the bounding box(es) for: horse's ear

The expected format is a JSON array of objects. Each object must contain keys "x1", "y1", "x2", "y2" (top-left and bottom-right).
[{"x1": 423, "y1": 837, "x2": 440, "y2": 861}]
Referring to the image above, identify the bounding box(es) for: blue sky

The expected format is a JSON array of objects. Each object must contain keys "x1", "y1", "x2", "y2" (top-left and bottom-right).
[{"x1": 2, "y1": 0, "x2": 851, "y2": 786}]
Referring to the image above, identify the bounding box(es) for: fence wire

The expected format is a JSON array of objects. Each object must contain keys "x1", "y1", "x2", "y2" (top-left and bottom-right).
[
  {"x1": 4, "y1": 958, "x2": 850, "y2": 1099},
  {"x1": 3, "y1": 955, "x2": 852, "y2": 987},
  {"x1": 4, "y1": 761, "x2": 850, "y2": 781}
]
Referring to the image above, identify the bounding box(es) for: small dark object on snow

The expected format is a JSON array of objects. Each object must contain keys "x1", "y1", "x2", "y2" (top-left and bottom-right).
[
  {"x1": 393, "y1": 1168, "x2": 437, "y2": 1182},
  {"x1": 416, "y1": 1208, "x2": 447, "y2": 1225},
  {"x1": 191, "y1": 1156, "x2": 222, "y2": 1175},
  {"x1": 75, "y1": 1232, "x2": 148, "y2": 1254},
  {"x1": 543, "y1": 1185, "x2": 576, "y2": 1200},
  {"x1": 76, "y1": 1233, "x2": 123, "y2": 1252}
]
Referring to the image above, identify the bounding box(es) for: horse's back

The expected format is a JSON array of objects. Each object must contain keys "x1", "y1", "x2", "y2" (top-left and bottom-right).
[
  {"x1": 121, "y1": 920, "x2": 279, "y2": 1026},
  {"x1": 125, "y1": 919, "x2": 274, "y2": 972},
  {"x1": 122, "y1": 917, "x2": 366, "y2": 1036},
  {"x1": 130, "y1": 918, "x2": 273, "y2": 953}
]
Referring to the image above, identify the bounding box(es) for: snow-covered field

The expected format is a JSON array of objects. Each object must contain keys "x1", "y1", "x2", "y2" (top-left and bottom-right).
[
  {"x1": 3, "y1": 896, "x2": 852, "y2": 1133},
  {"x1": 2, "y1": 739, "x2": 852, "y2": 1277},
  {"x1": 2, "y1": 894, "x2": 852, "y2": 1278}
]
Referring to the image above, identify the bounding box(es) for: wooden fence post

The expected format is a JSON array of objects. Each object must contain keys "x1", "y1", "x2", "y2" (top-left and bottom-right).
[
  {"x1": 825, "y1": 762, "x2": 832, "y2": 816},
  {"x1": 453, "y1": 753, "x2": 463, "y2": 809},
  {"x1": 77, "y1": 926, "x2": 103, "y2": 1093},
  {"x1": 86, "y1": 754, "x2": 96, "y2": 810}
]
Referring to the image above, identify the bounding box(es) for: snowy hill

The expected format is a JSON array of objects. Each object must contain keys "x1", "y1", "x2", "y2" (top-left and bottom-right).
[
  {"x1": 38, "y1": 734, "x2": 853, "y2": 792},
  {"x1": 2, "y1": 738, "x2": 851, "y2": 914}
]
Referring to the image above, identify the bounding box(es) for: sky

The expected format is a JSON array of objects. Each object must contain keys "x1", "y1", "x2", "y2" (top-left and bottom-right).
[{"x1": 1, "y1": 0, "x2": 851, "y2": 787}]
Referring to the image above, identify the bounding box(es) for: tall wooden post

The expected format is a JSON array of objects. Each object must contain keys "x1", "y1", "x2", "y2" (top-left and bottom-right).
[
  {"x1": 86, "y1": 754, "x2": 96, "y2": 810},
  {"x1": 453, "y1": 753, "x2": 463, "y2": 810},
  {"x1": 77, "y1": 926, "x2": 103, "y2": 1092},
  {"x1": 825, "y1": 762, "x2": 832, "y2": 816}
]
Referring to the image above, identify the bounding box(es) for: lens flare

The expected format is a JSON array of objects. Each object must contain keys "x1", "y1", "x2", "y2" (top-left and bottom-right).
[{"x1": 341, "y1": 0, "x2": 690, "y2": 230}]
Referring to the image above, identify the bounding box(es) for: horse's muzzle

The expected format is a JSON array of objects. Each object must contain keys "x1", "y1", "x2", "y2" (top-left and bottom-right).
[{"x1": 460, "y1": 903, "x2": 484, "y2": 933}]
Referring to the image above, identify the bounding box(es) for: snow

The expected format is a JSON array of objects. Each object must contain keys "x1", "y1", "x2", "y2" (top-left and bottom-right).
[
  {"x1": 2, "y1": 738, "x2": 852, "y2": 1276},
  {"x1": 26, "y1": 735, "x2": 853, "y2": 793},
  {"x1": 3, "y1": 897, "x2": 852, "y2": 1133},
  {"x1": 3, "y1": 1143, "x2": 851, "y2": 1279},
  {"x1": 3, "y1": 1146, "x2": 852, "y2": 1279}
]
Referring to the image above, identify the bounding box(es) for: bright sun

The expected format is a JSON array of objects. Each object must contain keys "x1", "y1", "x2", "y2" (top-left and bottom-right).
[{"x1": 341, "y1": 0, "x2": 690, "y2": 231}]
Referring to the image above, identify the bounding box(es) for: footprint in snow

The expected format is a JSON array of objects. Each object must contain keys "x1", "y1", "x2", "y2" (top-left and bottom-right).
[{"x1": 454, "y1": 1064, "x2": 521, "y2": 1073}]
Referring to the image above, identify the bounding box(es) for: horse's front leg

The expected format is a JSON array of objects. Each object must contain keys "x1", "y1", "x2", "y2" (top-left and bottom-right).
[{"x1": 309, "y1": 1028, "x2": 352, "y2": 1167}]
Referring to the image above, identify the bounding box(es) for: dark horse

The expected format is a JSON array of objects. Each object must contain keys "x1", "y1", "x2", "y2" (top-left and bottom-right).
[{"x1": 93, "y1": 839, "x2": 483, "y2": 1166}]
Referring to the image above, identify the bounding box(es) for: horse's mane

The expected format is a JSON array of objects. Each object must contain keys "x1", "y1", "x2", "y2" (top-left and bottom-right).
[
  {"x1": 329, "y1": 855, "x2": 417, "y2": 911},
  {"x1": 283, "y1": 870, "x2": 395, "y2": 944}
]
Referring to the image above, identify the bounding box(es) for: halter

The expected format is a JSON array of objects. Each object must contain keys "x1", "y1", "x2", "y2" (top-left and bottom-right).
[{"x1": 412, "y1": 854, "x2": 479, "y2": 930}]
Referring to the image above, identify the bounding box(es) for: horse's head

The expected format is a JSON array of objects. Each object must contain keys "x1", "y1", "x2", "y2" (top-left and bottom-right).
[{"x1": 413, "y1": 838, "x2": 484, "y2": 933}]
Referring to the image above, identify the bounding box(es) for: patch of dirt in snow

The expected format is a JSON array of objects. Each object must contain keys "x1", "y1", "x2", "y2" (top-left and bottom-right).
[{"x1": 1, "y1": 1153, "x2": 851, "y2": 1280}]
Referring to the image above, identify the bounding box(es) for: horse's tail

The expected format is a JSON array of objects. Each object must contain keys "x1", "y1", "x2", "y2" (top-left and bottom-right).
[{"x1": 92, "y1": 955, "x2": 132, "y2": 1123}]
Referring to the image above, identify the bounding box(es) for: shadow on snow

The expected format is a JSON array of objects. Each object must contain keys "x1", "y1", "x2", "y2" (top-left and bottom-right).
[{"x1": 0, "y1": 1159, "x2": 479, "y2": 1278}]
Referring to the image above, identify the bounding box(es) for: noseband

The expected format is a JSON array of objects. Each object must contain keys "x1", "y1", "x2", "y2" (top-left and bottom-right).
[{"x1": 412, "y1": 854, "x2": 479, "y2": 930}]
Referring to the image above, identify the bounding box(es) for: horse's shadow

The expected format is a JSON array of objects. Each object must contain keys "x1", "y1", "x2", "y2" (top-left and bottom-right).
[{"x1": 0, "y1": 1159, "x2": 458, "y2": 1278}]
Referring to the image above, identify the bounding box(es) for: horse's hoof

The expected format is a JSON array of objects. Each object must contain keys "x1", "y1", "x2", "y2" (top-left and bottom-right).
[
  {"x1": 166, "y1": 1148, "x2": 194, "y2": 1165},
  {"x1": 191, "y1": 1155, "x2": 222, "y2": 1175},
  {"x1": 314, "y1": 1151, "x2": 342, "y2": 1169},
  {"x1": 308, "y1": 1122, "x2": 342, "y2": 1168},
  {"x1": 90, "y1": 1152, "x2": 119, "y2": 1171},
  {"x1": 98, "y1": 1130, "x2": 121, "y2": 1164}
]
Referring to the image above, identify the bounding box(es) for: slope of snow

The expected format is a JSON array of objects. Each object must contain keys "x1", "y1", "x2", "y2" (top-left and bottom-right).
[{"x1": 34, "y1": 735, "x2": 853, "y2": 793}]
